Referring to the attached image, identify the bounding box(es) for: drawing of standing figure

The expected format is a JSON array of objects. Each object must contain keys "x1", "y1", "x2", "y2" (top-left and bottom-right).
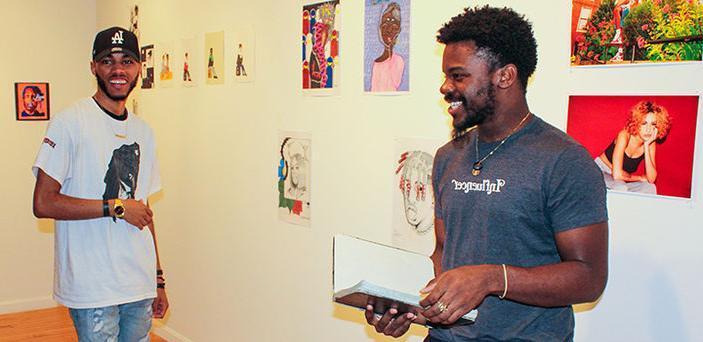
[
  {"x1": 236, "y1": 43, "x2": 247, "y2": 76},
  {"x1": 208, "y1": 48, "x2": 219, "y2": 79},
  {"x1": 183, "y1": 52, "x2": 192, "y2": 81}
]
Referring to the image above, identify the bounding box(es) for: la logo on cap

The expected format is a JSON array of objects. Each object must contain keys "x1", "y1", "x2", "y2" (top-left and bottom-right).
[{"x1": 112, "y1": 30, "x2": 124, "y2": 45}]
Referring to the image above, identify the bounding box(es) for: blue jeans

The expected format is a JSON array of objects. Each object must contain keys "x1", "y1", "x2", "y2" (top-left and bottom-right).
[{"x1": 69, "y1": 298, "x2": 154, "y2": 342}]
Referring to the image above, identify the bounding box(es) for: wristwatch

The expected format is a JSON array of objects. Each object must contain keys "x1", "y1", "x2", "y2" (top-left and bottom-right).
[{"x1": 113, "y1": 199, "x2": 125, "y2": 221}]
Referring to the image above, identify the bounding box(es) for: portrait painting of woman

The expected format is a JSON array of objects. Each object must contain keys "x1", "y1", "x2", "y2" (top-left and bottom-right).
[
  {"x1": 364, "y1": 0, "x2": 410, "y2": 93},
  {"x1": 567, "y1": 95, "x2": 698, "y2": 199}
]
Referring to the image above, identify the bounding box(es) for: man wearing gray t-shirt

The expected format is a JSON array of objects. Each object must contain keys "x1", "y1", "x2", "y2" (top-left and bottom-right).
[{"x1": 367, "y1": 6, "x2": 608, "y2": 341}]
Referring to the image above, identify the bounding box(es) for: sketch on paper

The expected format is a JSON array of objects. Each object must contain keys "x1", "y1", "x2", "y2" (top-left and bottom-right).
[
  {"x1": 277, "y1": 133, "x2": 312, "y2": 227},
  {"x1": 15, "y1": 82, "x2": 50, "y2": 121},
  {"x1": 140, "y1": 44, "x2": 154, "y2": 89},
  {"x1": 567, "y1": 95, "x2": 699, "y2": 199},
  {"x1": 392, "y1": 138, "x2": 442, "y2": 255},
  {"x1": 302, "y1": 0, "x2": 340, "y2": 91},
  {"x1": 129, "y1": 4, "x2": 140, "y2": 40},
  {"x1": 158, "y1": 42, "x2": 174, "y2": 87},
  {"x1": 205, "y1": 31, "x2": 225, "y2": 84},
  {"x1": 233, "y1": 26, "x2": 255, "y2": 82},
  {"x1": 364, "y1": 0, "x2": 410, "y2": 92},
  {"x1": 180, "y1": 38, "x2": 196, "y2": 87}
]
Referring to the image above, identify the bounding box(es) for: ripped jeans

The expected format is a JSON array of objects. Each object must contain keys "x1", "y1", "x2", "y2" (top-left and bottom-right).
[{"x1": 69, "y1": 298, "x2": 153, "y2": 342}]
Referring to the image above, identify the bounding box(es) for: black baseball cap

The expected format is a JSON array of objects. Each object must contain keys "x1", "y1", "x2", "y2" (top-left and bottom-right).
[{"x1": 92, "y1": 27, "x2": 139, "y2": 61}]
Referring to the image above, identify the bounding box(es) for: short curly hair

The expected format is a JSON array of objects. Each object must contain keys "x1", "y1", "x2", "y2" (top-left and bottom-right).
[
  {"x1": 437, "y1": 6, "x2": 538, "y2": 92},
  {"x1": 625, "y1": 101, "x2": 672, "y2": 140}
]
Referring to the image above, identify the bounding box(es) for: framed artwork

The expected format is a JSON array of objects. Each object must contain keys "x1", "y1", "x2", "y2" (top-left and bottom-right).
[
  {"x1": 232, "y1": 26, "x2": 256, "y2": 83},
  {"x1": 567, "y1": 95, "x2": 699, "y2": 199},
  {"x1": 277, "y1": 132, "x2": 312, "y2": 227},
  {"x1": 140, "y1": 44, "x2": 155, "y2": 89},
  {"x1": 205, "y1": 31, "x2": 225, "y2": 85},
  {"x1": 392, "y1": 138, "x2": 442, "y2": 255},
  {"x1": 570, "y1": 0, "x2": 703, "y2": 66},
  {"x1": 364, "y1": 0, "x2": 410, "y2": 93},
  {"x1": 15, "y1": 82, "x2": 49, "y2": 121},
  {"x1": 302, "y1": 0, "x2": 340, "y2": 93}
]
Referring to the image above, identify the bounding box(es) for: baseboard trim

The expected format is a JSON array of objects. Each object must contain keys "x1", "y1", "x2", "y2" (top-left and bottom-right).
[
  {"x1": 153, "y1": 325, "x2": 194, "y2": 342},
  {"x1": 0, "y1": 296, "x2": 56, "y2": 314}
]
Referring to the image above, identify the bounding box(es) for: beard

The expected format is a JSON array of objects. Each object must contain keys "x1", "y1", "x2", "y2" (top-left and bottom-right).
[
  {"x1": 448, "y1": 84, "x2": 496, "y2": 140},
  {"x1": 96, "y1": 75, "x2": 138, "y2": 101}
]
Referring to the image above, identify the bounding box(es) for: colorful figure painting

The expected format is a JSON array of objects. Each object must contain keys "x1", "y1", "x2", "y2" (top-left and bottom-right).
[
  {"x1": 205, "y1": 31, "x2": 225, "y2": 85},
  {"x1": 180, "y1": 38, "x2": 196, "y2": 87},
  {"x1": 392, "y1": 138, "x2": 442, "y2": 255},
  {"x1": 140, "y1": 44, "x2": 154, "y2": 89},
  {"x1": 158, "y1": 42, "x2": 174, "y2": 87},
  {"x1": 15, "y1": 82, "x2": 49, "y2": 121},
  {"x1": 278, "y1": 132, "x2": 312, "y2": 227},
  {"x1": 570, "y1": 0, "x2": 703, "y2": 66},
  {"x1": 567, "y1": 95, "x2": 699, "y2": 199},
  {"x1": 302, "y1": 0, "x2": 340, "y2": 91},
  {"x1": 364, "y1": 0, "x2": 410, "y2": 92}
]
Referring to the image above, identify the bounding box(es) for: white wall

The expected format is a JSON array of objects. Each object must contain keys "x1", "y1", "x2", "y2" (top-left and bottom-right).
[
  {"x1": 2, "y1": 0, "x2": 694, "y2": 341},
  {"x1": 0, "y1": 0, "x2": 96, "y2": 314}
]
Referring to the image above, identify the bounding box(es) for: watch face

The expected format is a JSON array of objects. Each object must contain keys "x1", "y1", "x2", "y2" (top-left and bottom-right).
[{"x1": 115, "y1": 206, "x2": 125, "y2": 216}]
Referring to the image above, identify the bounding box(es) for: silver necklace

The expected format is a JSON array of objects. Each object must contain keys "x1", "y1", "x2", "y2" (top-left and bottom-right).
[{"x1": 472, "y1": 112, "x2": 531, "y2": 176}]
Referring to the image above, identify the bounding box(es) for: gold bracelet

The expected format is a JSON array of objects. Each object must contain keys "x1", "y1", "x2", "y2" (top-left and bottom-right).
[{"x1": 499, "y1": 264, "x2": 508, "y2": 299}]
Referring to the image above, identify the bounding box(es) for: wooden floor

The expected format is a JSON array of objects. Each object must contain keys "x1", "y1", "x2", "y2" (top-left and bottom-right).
[{"x1": 0, "y1": 306, "x2": 166, "y2": 341}]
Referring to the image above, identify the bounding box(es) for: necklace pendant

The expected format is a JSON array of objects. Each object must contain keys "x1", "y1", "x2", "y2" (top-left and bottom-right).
[{"x1": 472, "y1": 162, "x2": 482, "y2": 176}]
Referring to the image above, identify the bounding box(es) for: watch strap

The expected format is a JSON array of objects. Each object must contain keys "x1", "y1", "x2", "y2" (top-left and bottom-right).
[{"x1": 102, "y1": 200, "x2": 110, "y2": 217}]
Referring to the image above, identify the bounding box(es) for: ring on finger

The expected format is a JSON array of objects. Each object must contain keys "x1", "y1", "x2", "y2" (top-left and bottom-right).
[{"x1": 437, "y1": 301, "x2": 448, "y2": 313}]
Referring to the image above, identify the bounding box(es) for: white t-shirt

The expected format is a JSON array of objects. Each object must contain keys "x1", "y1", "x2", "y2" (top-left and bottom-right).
[{"x1": 33, "y1": 98, "x2": 161, "y2": 309}]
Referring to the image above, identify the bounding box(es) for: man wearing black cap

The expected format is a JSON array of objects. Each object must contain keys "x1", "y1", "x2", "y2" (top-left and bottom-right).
[{"x1": 32, "y1": 27, "x2": 169, "y2": 340}]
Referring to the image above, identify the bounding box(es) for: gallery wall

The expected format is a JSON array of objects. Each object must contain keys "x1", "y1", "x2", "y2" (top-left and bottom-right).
[
  {"x1": 0, "y1": 0, "x2": 96, "y2": 314},
  {"x1": 2, "y1": 0, "x2": 699, "y2": 341},
  {"x1": 102, "y1": 0, "x2": 702, "y2": 341}
]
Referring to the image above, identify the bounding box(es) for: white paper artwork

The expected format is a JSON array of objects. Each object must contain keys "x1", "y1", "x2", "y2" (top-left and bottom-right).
[
  {"x1": 392, "y1": 138, "x2": 442, "y2": 255},
  {"x1": 277, "y1": 132, "x2": 312, "y2": 227}
]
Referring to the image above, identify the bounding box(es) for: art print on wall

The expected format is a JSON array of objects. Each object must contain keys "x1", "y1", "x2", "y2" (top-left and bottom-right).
[
  {"x1": 180, "y1": 38, "x2": 197, "y2": 87},
  {"x1": 140, "y1": 44, "x2": 155, "y2": 89},
  {"x1": 570, "y1": 0, "x2": 703, "y2": 66},
  {"x1": 205, "y1": 31, "x2": 225, "y2": 85},
  {"x1": 129, "y1": 4, "x2": 140, "y2": 41},
  {"x1": 302, "y1": 0, "x2": 340, "y2": 93},
  {"x1": 364, "y1": 0, "x2": 410, "y2": 93},
  {"x1": 232, "y1": 26, "x2": 256, "y2": 83},
  {"x1": 157, "y1": 42, "x2": 175, "y2": 88},
  {"x1": 277, "y1": 132, "x2": 312, "y2": 227},
  {"x1": 392, "y1": 138, "x2": 442, "y2": 255},
  {"x1": 15, "y1": 82, "x2": 49, "y2": 121},
  {"x1": 567, "y1": 95, "x2": 699, "y2": 199}
]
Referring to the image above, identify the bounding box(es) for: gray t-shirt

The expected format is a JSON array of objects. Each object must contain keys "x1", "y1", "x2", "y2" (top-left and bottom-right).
[{"x1": 430, "y1": 116, "x2": 607, "y2": 341}]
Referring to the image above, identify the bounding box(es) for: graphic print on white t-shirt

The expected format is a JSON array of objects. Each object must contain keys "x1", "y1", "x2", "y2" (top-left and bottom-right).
[{"x1": 102, "y1": 142, "x2": 141, "y2": 200}]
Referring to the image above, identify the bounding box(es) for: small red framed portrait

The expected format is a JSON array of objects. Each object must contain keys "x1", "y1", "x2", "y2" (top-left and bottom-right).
[{"x1": 15, "y1": 82, "x2": 50, "y2": 121}]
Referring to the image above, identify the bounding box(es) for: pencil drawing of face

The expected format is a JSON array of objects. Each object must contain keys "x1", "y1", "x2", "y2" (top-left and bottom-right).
[
  {"x1": 397, "y1": 151, "x2": 433, "y2": 234},
  {"x1": 284, "y1": 139, "x2": 309, "y2": 200}
]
